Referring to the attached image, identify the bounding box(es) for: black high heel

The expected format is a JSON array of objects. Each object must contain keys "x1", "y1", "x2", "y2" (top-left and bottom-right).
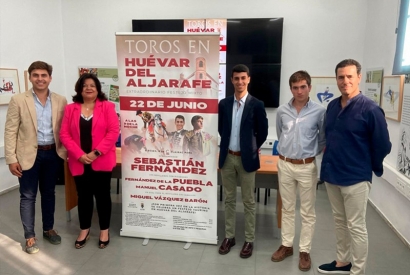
[
  {"x1": 98, "y1": 232, "x2": 110, "y2": 249},
  {"x1": 75, "y1": 229, "x2": 90, "y2": 249}
]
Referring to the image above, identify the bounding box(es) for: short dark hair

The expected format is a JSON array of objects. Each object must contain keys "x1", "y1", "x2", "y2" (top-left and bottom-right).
[
  {"x1": 28, "y1": 61, "x2": 53, "y2": 76},
  {"x1": 136, "y1": 110, "x2": 142, "y2": 115},
  {"x1": 175, "y1": 115, "x2": 185, "y2": 122},
  {"x1": 231, "y1": 64, "x2": 250, "y2": 77},
  {"x1": 191, "y1": 115, "x2": 203, "y2": 127},
  {"x1": 72, "y1": 73, "x2": 107, "y2": 103},
  {"x1": 335, "y1": 59, "x2": 362, "y2": 76},
  {"x1": 289, "y1": 70, "x2": 311, "y2": 87}
]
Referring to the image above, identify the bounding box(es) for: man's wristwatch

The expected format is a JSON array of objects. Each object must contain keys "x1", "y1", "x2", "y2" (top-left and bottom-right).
[{"x1": 94, "y1": 150, "x2": 101, "y2": 157}]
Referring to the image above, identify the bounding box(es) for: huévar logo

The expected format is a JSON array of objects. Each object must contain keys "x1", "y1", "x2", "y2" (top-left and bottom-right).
[{"x1": 317, "y1": 87, "x2": 334, "y2": 103}]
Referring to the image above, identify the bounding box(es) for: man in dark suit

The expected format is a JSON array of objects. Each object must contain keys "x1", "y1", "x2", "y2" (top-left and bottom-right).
[{"x1": 218, "y1": 64, "x2": 268, "y2": 258}]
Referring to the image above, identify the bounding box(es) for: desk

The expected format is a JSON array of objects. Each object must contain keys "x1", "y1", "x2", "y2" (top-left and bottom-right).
[{"x1": 65, "y1": 149, "x2": 281, "y2": 228}]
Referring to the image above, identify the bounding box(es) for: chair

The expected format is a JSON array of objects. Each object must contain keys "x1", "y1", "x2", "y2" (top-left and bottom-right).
[
  {"x1": 263, "y1": 140, "x2": 279, "y2": 205},
  {"x1": 112, "y1": 166, "x2": 122, "y2": 194}
]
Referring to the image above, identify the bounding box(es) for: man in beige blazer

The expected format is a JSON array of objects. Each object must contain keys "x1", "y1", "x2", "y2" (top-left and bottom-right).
[{"x1": 4, "y1": 61, "x2": 67, "y2": 254}]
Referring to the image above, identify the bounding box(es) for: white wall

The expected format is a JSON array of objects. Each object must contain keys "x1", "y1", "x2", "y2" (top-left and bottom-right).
[
  {"x1": 363, "y1": 0, "x2": 410, "y2": 245},
  {"x1": 1, "y1": 0, "x2": 408, "y2": 243},
  {"x1": 59, "y1": 0, "x2": 367, "y2": 139},
  {"x1": 0, "y1": 0, "x2": 367, "y2": 190},
  {"x1": 0, "y1": 0, "x2": 66, "y2": 192}
]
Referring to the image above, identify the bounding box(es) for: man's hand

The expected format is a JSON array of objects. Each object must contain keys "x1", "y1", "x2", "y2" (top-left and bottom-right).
[
  {"x1": 9, "y1": 162, "x2": 23, "y2": 178},
  {"x1": 79, "y1": 154, "x2": 94, "y2": 164}
]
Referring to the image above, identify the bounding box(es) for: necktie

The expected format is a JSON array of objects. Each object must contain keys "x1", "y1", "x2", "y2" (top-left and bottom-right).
[{"x1": 237, "y1": 100, "x2": 241, "y2": 110}]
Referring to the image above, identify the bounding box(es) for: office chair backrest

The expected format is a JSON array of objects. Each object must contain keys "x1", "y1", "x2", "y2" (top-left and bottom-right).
[{"x1": 272, "y1": 140, "x2": 279, "y2": 155}]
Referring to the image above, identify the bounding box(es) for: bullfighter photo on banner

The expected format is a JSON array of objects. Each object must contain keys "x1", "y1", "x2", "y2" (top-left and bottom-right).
[{"x1": 116, "y1": 32, "x2": 220, "y2": 244}]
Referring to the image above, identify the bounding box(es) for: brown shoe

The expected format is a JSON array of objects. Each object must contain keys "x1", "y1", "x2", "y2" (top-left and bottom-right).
[
  {"x1": 271, "y1": 245, "x2": 293, "y2": 262},
  {"x1": 240, "y1": 242, "x2": 253, "y2": 258},
  {"x1": 218, "y1": 237, "x2": 235, "y2": 255},
  {"x1": 25, "y1": 237, "x2": 39, "y2": 254},
  {"x1": 299, "y1": 252, "x2": 311, "y2": 271}
]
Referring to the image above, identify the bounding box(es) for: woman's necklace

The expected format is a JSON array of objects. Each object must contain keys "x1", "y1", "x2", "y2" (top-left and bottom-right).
[{"x1": 83, "y1": 103, "x2": 94, "y2": 111}]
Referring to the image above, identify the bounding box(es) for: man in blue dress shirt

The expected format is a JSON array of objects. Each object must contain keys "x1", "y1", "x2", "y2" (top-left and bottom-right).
[
  {"x1": 272, "y1": 70, "x2": 326, "y2": 271},
  {"x1": 318, "y1": 59, "x2": 391, "y2": 275}
]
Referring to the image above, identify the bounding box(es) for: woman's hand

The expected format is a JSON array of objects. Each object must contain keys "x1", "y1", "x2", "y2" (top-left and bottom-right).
[
  {"x1": 79, "y1": 154, "x2": 94, "y2": 164},
  {"x1": 87, "y1": 151, "x2": 98, "y2": 161}
]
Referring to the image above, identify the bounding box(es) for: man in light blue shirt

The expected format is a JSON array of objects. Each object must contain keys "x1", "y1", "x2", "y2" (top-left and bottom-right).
[
  {"x1": 5, "y1": 61, "x2": 67, "y2": 254},
  {"x1": 272, "y1": 70, "x2": 325, "y2": 271}
]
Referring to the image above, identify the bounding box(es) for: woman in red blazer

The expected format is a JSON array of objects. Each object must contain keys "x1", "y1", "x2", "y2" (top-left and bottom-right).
[{"x1": 60, "y1": 73, "x2": 119, "y2": 249}]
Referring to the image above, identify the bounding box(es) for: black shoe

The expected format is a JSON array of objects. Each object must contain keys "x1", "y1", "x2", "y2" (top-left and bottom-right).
[
  {"x1": 43, "y1": 229, "x2": 62, "y2": 245},
  {"x1": 99, "y1": 232, "x2": 110, "y2": 249},
  {"x1": 317, "y1": 261, "x2": 352, "y2": 274},
  {"x1": 75, "y1": 229, "x2": 90, "y2": 249}
]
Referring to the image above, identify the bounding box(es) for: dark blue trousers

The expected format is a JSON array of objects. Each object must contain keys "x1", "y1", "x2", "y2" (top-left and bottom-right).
[{"x1": 18, "y1": 149, "x2": 61, "y2": 239}]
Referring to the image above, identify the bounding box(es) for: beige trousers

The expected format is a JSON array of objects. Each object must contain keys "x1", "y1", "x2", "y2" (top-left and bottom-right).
[
  {"x1": 278, "y1": 159, "x2": 318, "y2": 252},
  {"x1": 325, "y1": 181, "x2": 371, "y2": 275},
  {"x1": 220, "y1": 154, "x2": 256, "y2": 242}
]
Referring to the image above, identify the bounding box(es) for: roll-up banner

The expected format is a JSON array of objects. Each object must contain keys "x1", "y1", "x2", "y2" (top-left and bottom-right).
[{"x1": 116, "y1": 33, "x2": 219, "y2": 244}]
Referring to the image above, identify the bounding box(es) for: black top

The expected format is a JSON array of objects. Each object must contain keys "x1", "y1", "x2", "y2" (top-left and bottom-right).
[{"x1": 80, "y1": 116, "x2": 93, "y2": 153}]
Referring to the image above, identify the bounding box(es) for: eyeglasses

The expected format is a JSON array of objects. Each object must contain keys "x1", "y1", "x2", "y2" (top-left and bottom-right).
[{"x1": 83, "y1": 84, "x2": 96, "y2": 88}]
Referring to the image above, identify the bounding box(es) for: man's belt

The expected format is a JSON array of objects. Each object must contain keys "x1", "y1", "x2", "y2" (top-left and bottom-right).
[
  {"x1": 228, "y1": 149, "x2": 241, "y2": 156},
  {"x1": 279, "y1": 154, "x2": 315, "y2": 164},
  {"x1": 37, "y1": 144, "x2": 56, "y2": 150}
]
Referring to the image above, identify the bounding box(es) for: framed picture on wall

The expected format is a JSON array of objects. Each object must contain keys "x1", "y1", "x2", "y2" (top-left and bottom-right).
[
  {"x1": 24, "y1": 70, "x2": 31, "y2": 91},
  {"x1": 0, "y1": 68, "x2": 21, "y2": 105},
  {"x1": 310, "y1": 77, "x2": 338, "y2": 108},
  {"x1": 364, "y1": 68, "x2": 383, "y2": 106},
  {"x1": 381, "y1": 75, "x2": 404, "y2": 121}
]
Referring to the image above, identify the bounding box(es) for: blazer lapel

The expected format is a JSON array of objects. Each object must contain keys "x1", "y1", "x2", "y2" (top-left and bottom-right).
[
  {"x1": 25, "y1": 89, "x2": 38, "y2": 131},
  {"x1": 73, "y1": 103, "x2": 81, "y2": 138},
  {"x1": 240, "y1": 94, "x2": 253, "y2": 130},
  {"x1": 92, "y1": 100, "x2": 103, "y2": 130},
  {"x1": 227, "y1": 96, "x2": 234, "y2": 129},
  {"x1": 50, "y1": 92, "x2": 58, "y2": 131}
]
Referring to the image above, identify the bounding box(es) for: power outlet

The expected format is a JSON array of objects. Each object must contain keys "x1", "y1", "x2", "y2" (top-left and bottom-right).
[
  {"x1": 396, "y1": 177, "x2": 407, "y2": 196},
  {"x1": 406, "y1": 180, "x2": 410, "y2": 201},
  {"x1": 261, "y1": 139, "x2": 276, "y2": 149}
]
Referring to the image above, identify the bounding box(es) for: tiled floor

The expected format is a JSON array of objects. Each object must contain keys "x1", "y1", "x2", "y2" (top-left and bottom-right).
[{"x1": 0, "y1": 181, "x2": 409, "y2": 275}]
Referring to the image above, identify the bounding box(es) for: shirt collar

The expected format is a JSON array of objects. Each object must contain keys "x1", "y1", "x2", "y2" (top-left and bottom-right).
[
  {"x1": 287, "y1": 97, "x2": 312, "y2": 108},
  {"x1": 32, "y1": 89, "x2": 51, "y2": 100},
  {"x1": 234, "y1": 92, "x2": 249, "y2": 105},
  {"x1": 346, "y1": 91, "x2": 363, "y2": 104},
  {"x1": 339, "y1": 91, "x2": 363, "y2": 107}
]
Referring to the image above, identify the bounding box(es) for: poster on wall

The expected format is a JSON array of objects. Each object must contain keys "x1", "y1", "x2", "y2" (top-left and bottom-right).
[
  {"x1": 0, "y1": 68, "x2": 20, "y2": 105},
  {"x1": 397, "y1": 77, "x2": 410, "y2": 178},
  {"x1": 364, "y1": 68, "x2": 383, "y2": 105},
  {"x1": 184, "y1": 19, "x2": 227, "y2": 64},
  {"x1": 78, "y1": 67, "x2": 120, "y2": 112},
  {"x1": 381, "y1": 75, "x2": 404, "y2": 121},
  {"x1": 116, "y1": 32, "x2": 220, "y2": 244},
  {"x1": 310, "y1": 77, "x2": 338, "y2": 108}
]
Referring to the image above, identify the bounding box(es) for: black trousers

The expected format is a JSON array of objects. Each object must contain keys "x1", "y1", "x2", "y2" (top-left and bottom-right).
[{"x1": 73, "y1": 165, "x2": 112, "y2": 230}]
